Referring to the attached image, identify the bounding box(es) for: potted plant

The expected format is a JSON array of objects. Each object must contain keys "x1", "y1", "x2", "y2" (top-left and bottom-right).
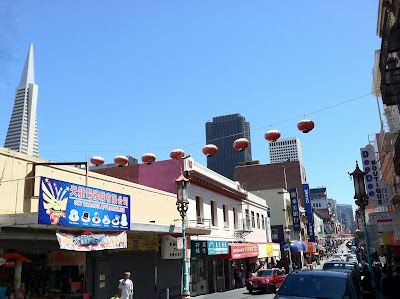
[{"x1": 387, "y1": 57, "x2": 398, "y2": 69}]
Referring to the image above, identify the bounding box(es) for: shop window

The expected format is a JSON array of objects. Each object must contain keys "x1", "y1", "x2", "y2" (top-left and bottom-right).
[
  {"x1": 196, "y1": 196, "x2": 204, "y2": 223},
  {"x1": 211, "y1": 200, "x2": 218, "y2": 227},
  {"x1": 256, "y1": 213, "x2": 260, "y2": 229},
  {"x1": 223, "y1": 204, "x2": 229, "y2": 228},
  {"x1": 251, "y1": 211, "x2": 255, "y2": 228},
  {"x1": 272, "y1": 229, "x2": 279, "y2": 239}
]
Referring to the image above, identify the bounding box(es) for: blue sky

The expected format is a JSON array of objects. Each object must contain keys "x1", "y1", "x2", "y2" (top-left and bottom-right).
[{"x1": 0, "y1": 1, "x2": 382, "y2": 211}]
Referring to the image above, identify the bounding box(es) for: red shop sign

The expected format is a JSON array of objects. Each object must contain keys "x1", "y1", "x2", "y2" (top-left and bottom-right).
[{"x1": 229, "y1": 243, "x2": 259, "y2": 259}]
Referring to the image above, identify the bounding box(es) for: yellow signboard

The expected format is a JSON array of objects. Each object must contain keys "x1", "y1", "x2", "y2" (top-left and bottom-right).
[
  {"x1": 266, "y1": 244, "x2": 274, "y2": 257},
  {"x1": 115, "y1": 233, "x2": 159, "y2": 252}
]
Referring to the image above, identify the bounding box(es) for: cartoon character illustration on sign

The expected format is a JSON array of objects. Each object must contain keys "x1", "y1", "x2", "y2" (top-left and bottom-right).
[{"x1": 42, "y1": 178, "x2": 69, "y2": 225}]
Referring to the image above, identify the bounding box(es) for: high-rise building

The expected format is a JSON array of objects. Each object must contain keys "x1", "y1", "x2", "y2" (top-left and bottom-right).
[
  {"x1": 4, "y1": 44, "x2": 39, "y2": 157},
  {"x1": 269, "y1": 137, "x2": 303, "y2": 165},
  {"x1": 310, "y1": 187, "x2": 328, "y2": 201},
  {"x1": 336, "y1": 204, "x2": 355, "y2": 233},
  {"x1": 206, "y1": 113, "x2": 252, "y2": 180}
]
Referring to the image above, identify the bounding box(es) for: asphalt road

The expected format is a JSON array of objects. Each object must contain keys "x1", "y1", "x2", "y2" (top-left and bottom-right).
[{"x1": 194, "y1": 241, "x2": 352, "y2": 299}]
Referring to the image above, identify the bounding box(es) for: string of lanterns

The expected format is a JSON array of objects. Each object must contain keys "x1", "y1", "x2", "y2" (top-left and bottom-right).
[{"x1": 89, "y1": 119, "x2": 315, "y2": 166}]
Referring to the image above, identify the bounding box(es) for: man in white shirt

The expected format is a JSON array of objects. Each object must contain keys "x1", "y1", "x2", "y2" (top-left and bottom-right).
[{"x1": 118, "y1": 271, "x2": 134, "y2": 299}]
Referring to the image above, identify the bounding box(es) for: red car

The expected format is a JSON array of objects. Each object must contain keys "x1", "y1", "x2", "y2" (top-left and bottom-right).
[{"x1": 246, "y1": 268, "x2": 287, "y2": 293}]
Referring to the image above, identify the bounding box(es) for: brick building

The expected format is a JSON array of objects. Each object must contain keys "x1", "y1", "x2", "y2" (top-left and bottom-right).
[{"x1": 234, "y1": 160, "x2": 307, "y2": 205}]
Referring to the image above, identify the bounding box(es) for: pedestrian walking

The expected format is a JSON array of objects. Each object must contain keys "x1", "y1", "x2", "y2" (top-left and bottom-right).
[
  {"x1": 240, "y1": 268, "x2": 246, "y2": 287},
  {"x1": 118, "y1": 271, "x2": 134, "y2": 299},
  {"x1": 380, "y1": 267, "x2": 397, "y2": 299}
]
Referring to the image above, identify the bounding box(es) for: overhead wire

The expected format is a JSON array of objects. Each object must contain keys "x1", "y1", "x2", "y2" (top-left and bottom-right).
[{"x1": 39, "y1": 92, "x2": 372, "y2": 155}]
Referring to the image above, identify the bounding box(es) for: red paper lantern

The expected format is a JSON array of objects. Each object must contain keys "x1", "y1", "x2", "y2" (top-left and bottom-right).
[
  {"x1": 202, "y1": 144, "x2": 218, "y2": 157},
  {"x1": 170, "y1": 149, "x2": 185, "y2": 160},
  {"x1": 90, "y1": 156, "x2": 105, "y2": 166},
  {"x1": 264, "y1": 129, "x2": 281, "y2": 142},
  {"x1": 142, "y1": 153, "x2": 156, "y2": 165},
  {"x1": 297, "y1": 119, "x2": 315, "y2": 133},
  {"x1": 114, "y1": 155, "x2": 129, "y2": 167},
  {"x1": 233, "y1": 138, "x2": 249, "y2": 151}
]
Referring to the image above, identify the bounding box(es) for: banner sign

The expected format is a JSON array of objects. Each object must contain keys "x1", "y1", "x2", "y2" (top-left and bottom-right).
[
  {"x1": 302, "y1": 184, "x2": 315, "y2": 242},
  {"x1": 38, "y1": 177, "x2": 130, "y2": 230},
  {"x1": 191, "y1": 240, "x2": 229, "y2": 256},
  {"x1": 360, "y1": 145, "x2": 390, "y2": 206},
  {"x1": 289, "y1": 188, "x2": 301, "y2": 231},
  {"x1": 56, "y1": 231, "x2": 127, "y2": 251},
  {"x1": 368, "y1": 212, "x2": 394, "y2": 232}
]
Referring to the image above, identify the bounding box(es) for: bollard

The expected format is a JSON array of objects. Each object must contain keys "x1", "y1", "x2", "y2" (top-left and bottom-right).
[{"x1": 166, "y1": 288, "x2": 169, "y2": 299}]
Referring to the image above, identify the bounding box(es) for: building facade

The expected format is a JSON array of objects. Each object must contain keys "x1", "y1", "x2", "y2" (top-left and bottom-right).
[
  {"x1": 336, "y1": 204, "x2": 355, "y2": 233},
  {"x1": 205, "y1": 113, "x2": 252, "y2": 180},
  {"x1": 4, "y1": 44, "x2": 39, "y2": 157},
  {"x1": 269, "y1": 137, "x2": 303, "y2": 165}
]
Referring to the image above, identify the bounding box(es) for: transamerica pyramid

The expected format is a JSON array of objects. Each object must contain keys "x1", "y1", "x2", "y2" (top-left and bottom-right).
[{"x1": 4, "y1": 43, "x2": 39, "y2": 157}]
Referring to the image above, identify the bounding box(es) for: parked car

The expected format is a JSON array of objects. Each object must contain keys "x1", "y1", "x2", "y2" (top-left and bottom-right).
[
  {"x1": 246, "y1": 268, "x2": 286, "y2": 293},
  {"x1": 274, "y1": 270, "x2": 362, "y2": 299},
  {"x1": 323, "y1": 260, "x2": 361, "y2": 279},
  {"x1": 332, "y1": 254, "x2": 345, "y2": 261}
]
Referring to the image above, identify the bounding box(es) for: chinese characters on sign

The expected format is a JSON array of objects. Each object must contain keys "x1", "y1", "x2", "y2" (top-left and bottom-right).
[
  {"x1": 191, "y1": 241, "x2": 229, "y2": 256},
  {"x1": 290, "y1": 188, "x2": 301, "y2": 231},
  {"x1": 302, "y1": 184, "x2": 315, "y2": 242},
  {"x1": 38, "y1": 177, "x2": 130, "y2": 229},
  {"x1": 56, "y1": 231, "x2": 127, "y2": 251}
]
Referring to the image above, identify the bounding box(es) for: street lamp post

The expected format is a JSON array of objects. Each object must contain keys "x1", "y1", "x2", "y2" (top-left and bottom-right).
[
  {"x1": 175, "y1": 173, "x2": 191, "y2": 299},
  {"x1": 285, "y1": 228, "x2": 293, "y2": 273},
  {"x1": 349, "y1": 161, "x2": 375, "y2": 288}
]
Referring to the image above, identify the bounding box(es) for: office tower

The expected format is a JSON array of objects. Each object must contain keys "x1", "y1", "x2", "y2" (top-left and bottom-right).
[
  {"x1": 4, "y1": 44, "x2": 39, "y2": 157},
  {"x1": 206, "y1": 113, "x2": 252, "y2": 180},
  {"x1": 336, "y1": 204, "x2": 355, "y2": 233},
  {"x1": 310, "y1": 187, "x2": 328, "y2": 201},
  {"x1": 269, "y1": 137, "x2": 303, "y2": 165}
]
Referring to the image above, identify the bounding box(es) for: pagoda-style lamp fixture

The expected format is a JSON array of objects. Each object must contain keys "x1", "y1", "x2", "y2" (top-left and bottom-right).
[
  {"x1": 348, "y1": 161, "x2": 374, "y2": 288},
  {"x1": 174, "y1": 173, "x2": 190, "y2": 299}
]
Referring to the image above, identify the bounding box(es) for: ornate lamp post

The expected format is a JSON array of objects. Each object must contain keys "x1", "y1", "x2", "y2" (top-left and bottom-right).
[
  {"x1": 349, "y1": 161, "x2": 375, "y2": 288},
  {"x1": 175, "y1": 173, "x2": 190, "y2": 299},
  {"x1": 285, "y1": 228, "x2": 293, "y2": 273}
]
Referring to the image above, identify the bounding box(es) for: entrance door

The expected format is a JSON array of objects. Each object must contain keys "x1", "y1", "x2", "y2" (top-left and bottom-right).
[
  {"x1": 94, "y1": 259, "x2": 111, "y2": 298},
  {"x1": 206, "y1": 257, "x2": 215, "y2": 293}
]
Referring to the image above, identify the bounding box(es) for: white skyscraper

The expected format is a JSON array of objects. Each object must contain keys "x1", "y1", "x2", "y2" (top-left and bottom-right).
[
  {"x1": 4, "y1": 44, "x2": 39, "y2": 157},
  {"x1": 269, "y1": 137, "x2": 303, "y2": 165}
]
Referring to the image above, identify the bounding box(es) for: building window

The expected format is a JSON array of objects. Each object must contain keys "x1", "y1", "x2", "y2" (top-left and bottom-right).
[
  {"x1": 245, "y1": 209, "x2": 250, "y2": 230},
  {"x1": 211, "y1": 200, "x2": 217, "y2": 227},
  {"x1": 223, "y1": 204, "x2": 229, "y2": 228},
  {"x1": 272, "y1": 229, "x2": 279, "y2": 239},
  {"x1": 196, "y1": 196, "x2": 204, "y2": 223},
  {"x1": 257, "y1": 213, "x2": 260, "y2": 229},
  {"x1": 261, "y1": 214, "x2": 265, "y2": 230},
  {"x1": 251, "y1": 211, "x2": 255, "y2": 228},
  {"x1": 233, "y1": 207, "x2": 238, "y2": 229}
]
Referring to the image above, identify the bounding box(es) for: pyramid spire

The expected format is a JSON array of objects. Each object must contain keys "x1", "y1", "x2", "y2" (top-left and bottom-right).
[{"x1": 19, "y1": 43, "x2": 35, "y2": 86}]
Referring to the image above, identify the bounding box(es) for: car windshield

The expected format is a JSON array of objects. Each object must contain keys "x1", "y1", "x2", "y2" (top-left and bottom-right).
[
  {"x1": 324, "y1": 263, "x2": 355, "y2": 271},
  {"x1": 278, "y1": 275, "x2": 352, "y2": 299},
  {"x1": 254, "y1": 270, "x2": 273, "y2": 277}
]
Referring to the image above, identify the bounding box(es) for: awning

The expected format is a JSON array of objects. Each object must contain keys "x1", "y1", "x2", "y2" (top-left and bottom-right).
[
  {"x1": 280, "y1": 242, "x2": 303, "y2": 253},
  {"x1": 293, "y1": 240, "x2": 307, "y2": 251},
  {"x1": 0, "y1": 253, "x2": 32, "y2": 263},
  {"x1": 216, "y1": 243, "x2": 259, "y2": 259}
]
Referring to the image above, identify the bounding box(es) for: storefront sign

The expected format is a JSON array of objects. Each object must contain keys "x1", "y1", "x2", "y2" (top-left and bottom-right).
[
  {"x1": 161, "y1": 235, "x2": 183, "y2": 259},
  {"x1": 56, "y1": 231, "x2": 127, "y2": 251},
  {"x1": 368, "y1": 212, "x2": 394, "y2": 232},
  {"x1": 38, "y1": 177, "x2": 130, "y2": 229},
  {"x1": 266, "y1": 244, "x2": 273, "y2": 257},
  {"x1": 229, "y1": 243, "x2": 259, "y2": 259},
  {"x1": 124, "y1": 233, "x2": 159, "y2": 251},
  {"x1": 289, "y1": 188, "x2": 301, "y2": 231},
  {"x1": 302, "y1": 184, "x2": 315, "y2": 242},
  {"x1": 272, "y1": 244, "x2": 281, "y2": 258},
  {"x1": 191, "y1": 240, "x2": 229, "y2": 256},
  {"x1": 360, "y1": 145, "x2": 390, "y2": 206}
]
